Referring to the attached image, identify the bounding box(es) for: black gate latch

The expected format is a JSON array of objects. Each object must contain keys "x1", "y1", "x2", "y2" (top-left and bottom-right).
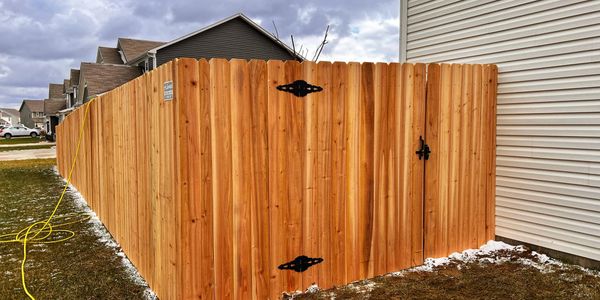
[{"x1": 416, "y1": 136, "x2": 431, "y2": 160}]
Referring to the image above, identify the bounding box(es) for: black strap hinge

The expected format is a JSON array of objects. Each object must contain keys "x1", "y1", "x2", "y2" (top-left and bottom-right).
[{"x1": 276, "y1": 80, "x2": 323, "y2": 97}]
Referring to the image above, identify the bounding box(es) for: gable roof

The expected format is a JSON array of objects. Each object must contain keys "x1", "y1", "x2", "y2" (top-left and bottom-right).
[
  {"x1": 117, "y1": 38, "x2": 165, "y2": 62},
  {"x1": 78, "y1": 62, "x2": 142, "y2": 100},
  {"x1": 97, "y1": 46, "x2": 124, "y2": 64},
  {"x1": 49, "y1": 83, "x2": 63, "y2": 99},
  {"x1": 70, "y1": 69, "x2": 80, "y2": 87},
  {"x1": 0, "y1": 108, "x2": 19, "y2": 118},
  {"x1": 148, "y1": 13, "x2": 303, "y2": 61},
  {"x1": 19, "y1": 100, "x2": 44, "y2": 112},
  {"x1": 63, "y1": 79, "x2": 70, "y2": 93},
  {"x1": 44, "y1": 99, "x2": 67, "y2": 115}
]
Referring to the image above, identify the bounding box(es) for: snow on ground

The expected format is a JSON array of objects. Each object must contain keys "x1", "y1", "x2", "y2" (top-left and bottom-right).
[
  {"x1": 398, "y1": 241, "x2": 531, "y2": 273},
  {"x1": 292, "y1": 240, "x2": 600, "y2": 299},
  {"x1": 390, "y1": 240, "x2": 594, "y2": 276},
  {"x1": 52, "y1": 167, "x2": 157, "y2": 300}
]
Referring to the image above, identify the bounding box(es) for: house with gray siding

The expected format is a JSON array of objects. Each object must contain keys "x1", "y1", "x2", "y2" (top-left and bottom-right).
[
  {"x1": 19, "y1": 100, "x2": 45, "y2": 129},
  {"x1": 126, "y1": 13, "x2": 302, "y2": 72},
  {"x1": 400, "y1": 0, "x2": 600, "y2": 266}
]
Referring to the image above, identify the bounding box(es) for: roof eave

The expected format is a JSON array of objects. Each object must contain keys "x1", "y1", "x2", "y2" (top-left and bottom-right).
[
  {"x1": 127, "y1": 52, "x2": 151, "y2": 66},
  {"x1": 147, "y1": 13, "x2": 304, "y2": 61}
]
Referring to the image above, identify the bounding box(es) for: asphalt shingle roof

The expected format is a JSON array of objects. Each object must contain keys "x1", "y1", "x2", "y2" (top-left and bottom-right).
[
  {"x1": 44, "y1": 99, "x2": 67, "y2": 115},
  {"x1": 70, "y1": 69, "x2": 80, "y2": 87},
  {"x1": 0, "y1": 108, "x2": 19, "y2": 118},
  {"x1": 79, "y1": 63, "x2": 142, "y2": 99},
  {"x1": 97, "y1": 46, "x2": 124, "y2": 64},
  {"x1": 49, "y1": 83, "x2": 63, "y2": 99},
  {"x1": 20, "y1": 100, "x2": 44, "y2": 113},
  {"x1": 117, "y1": 38, "x2": 165, "y2": 63},
  {"x1": 63, "y1": 79, "x2": 70, "y2": 93}
]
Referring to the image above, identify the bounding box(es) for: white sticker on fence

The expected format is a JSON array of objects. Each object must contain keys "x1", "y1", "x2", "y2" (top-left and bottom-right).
[{"x1": 164, "y1": 81, "x2": 173, "y2": 101}]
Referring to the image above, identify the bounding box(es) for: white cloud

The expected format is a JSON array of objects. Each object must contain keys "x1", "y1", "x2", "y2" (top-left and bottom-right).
[
  {"x1": 0, "y1": 0, "x2": 399, "y2": 108},
  {"x1": 319, "y1": 16, "x2": 399, "y2": 62}
]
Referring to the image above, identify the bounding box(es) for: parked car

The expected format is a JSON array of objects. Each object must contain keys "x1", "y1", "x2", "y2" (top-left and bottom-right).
[{"x1": 0, "y1": 125, "x2": 41, "y2": 139}]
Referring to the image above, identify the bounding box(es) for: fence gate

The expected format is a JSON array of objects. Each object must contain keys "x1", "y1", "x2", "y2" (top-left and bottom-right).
[
  {"x1": 196, "y1": 60, "x2": 428, "y2": 299},
  {"x1": 424, "y1": 64, "x2": 497, "y2": 258},
  {"x1": 56, "y1": 58, "x2": 497, "y2": 300}
]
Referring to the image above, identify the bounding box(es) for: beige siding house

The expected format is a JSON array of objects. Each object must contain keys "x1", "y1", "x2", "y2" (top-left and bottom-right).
[{"x1": 401, "y1": 0, "x2": 600, "y2": 263}]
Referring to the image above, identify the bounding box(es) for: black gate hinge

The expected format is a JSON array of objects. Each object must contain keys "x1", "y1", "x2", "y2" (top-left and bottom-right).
[
  {"x1": 416, "y1": 136, "x2": 431, "y2": 160},
  {"x1": 276, "y1": 80, "x2": 323, "y2": 97},
  {"x1": 278, "y1": 255, "x2": 323, "y2": 272}
]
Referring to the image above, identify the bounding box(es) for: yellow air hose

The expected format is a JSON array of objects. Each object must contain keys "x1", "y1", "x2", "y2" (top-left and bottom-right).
[{"x1": 0, "y1": 98, "x2": 95, "y2": 299}]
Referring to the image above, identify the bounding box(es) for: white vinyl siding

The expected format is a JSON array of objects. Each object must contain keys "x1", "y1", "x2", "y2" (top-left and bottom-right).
[{"x1": 404, "y1": 0, "x2": 600, "y2": 261}]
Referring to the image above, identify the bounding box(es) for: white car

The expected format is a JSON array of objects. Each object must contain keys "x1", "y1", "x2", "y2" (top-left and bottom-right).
[{"x1": 0, "y1": 125, "x2": 41, "y2": 139}]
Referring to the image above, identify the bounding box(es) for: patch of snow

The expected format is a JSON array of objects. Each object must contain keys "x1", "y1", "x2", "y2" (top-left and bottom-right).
[
  {"x1": 389, "y1": 240, "x2": 600, "y2": 279},
  {"x1": 282, "y1": 283, "x2": 322, "y2": 299},
  {"x1": 408, "y1": 256, "x2": 451, "y2": 272},
  {"x1": 392, "y1": 240, "x2": 537, "y2": 275},
  {"x1": 50, "y1": 168, "x2": 158, "y2": 300},
  {"x1": 345, "y1": 279, "x2": 377, "y2": 294},
  {"x1": 305, "y1": 283, "x2": 320, "y2": 293}
]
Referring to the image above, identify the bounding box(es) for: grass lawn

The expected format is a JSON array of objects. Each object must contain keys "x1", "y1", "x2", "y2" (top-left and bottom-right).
[
  {"x1": 290, "y1": 242, "x2": 600, "y2": 300},
  {"x1": 0, "y1": 159, "x2": 154, "y2": 299},
  {"x1": 0, "y1": 145, "x2": 54, "y2": 152},
  {"x1": 0, "y1": 137, "x2": 44, "y2": 145}
]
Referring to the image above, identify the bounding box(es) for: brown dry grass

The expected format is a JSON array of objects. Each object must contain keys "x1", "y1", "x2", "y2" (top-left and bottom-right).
[
  {"x1": 292, "y1": 249, "x2": 600, "y2": 300},
  {"x1": 0, "y1": 159, "x2": 153, "y2": 299}
]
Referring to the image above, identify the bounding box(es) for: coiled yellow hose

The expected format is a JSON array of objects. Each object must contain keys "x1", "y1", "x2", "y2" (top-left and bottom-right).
[{"x1": 0, "y1": 99, "x2": 95, "y2": 299}]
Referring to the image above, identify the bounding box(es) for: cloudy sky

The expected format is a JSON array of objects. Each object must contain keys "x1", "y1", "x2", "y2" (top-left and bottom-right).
[{"x1": 0, "y1": 0, "x2": 400, "y2": 109}]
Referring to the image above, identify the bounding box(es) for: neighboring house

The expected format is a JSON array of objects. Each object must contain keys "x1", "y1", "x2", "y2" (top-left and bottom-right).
[
  {"x1": 44, "y1": 99, "x2": 67, "y2": 135},
  {"x1": 44, "y1": 83, "x2": 67, "y2": 134},
  {"x1": 400, "y1": 0, "x2": 600, "y2": 264},
  {"x1": 19, "y1": 100, "x2": 45, "y2": 128},
  {"x1": 76, "y1": 62, "x2": 142, "y2": 104},
  {"x1": 124, "y1": 13, "x2": 302, "y2": 72},
  {"x1": 0, "y1": 108, "x2": 20, "y2": 125},
  {"x1": 52, "y1": 13, "x2": 300, "y2": 107},
  {"x1": 65, "y1": 69, "x2": 80, "y2": 108}
]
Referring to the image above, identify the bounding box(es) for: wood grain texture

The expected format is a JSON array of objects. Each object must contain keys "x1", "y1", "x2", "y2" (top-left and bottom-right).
[
  {"x1": 55, "y1": 59, "x2": 497, "y2": 300},
  {"x1": 424, "y1": 63, "x2": 498, "y2": 258}
]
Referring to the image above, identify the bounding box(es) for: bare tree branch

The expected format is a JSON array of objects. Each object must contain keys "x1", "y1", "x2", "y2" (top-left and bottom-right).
[
  {"x1": 312, "y1": 25, "x2": 330, "y2": 62},
  {"x1": 270, "y1": 21, "x2": 330, "y2": 62},
  {"x1": 272, "y1": 20, "x2": 280, "y2": 39}
]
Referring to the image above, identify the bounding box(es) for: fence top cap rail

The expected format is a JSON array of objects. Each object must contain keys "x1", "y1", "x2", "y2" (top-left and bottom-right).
[
  {"x1": 173, "y1": 57, "x2": 431, "y2": 67},
  {"x1": 172, "y1": 57, "x2": 496, "y2": 68}
]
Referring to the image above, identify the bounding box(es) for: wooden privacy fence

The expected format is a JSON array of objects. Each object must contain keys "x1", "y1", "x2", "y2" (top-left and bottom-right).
[{"x1": 56, "y1": 58, "x2": 497, "y2": 300}]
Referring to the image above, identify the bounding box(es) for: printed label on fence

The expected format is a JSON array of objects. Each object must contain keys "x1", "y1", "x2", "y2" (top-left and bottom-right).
[{"x1": 164, "y1": 81, "x2": 173, "y2": 101}]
